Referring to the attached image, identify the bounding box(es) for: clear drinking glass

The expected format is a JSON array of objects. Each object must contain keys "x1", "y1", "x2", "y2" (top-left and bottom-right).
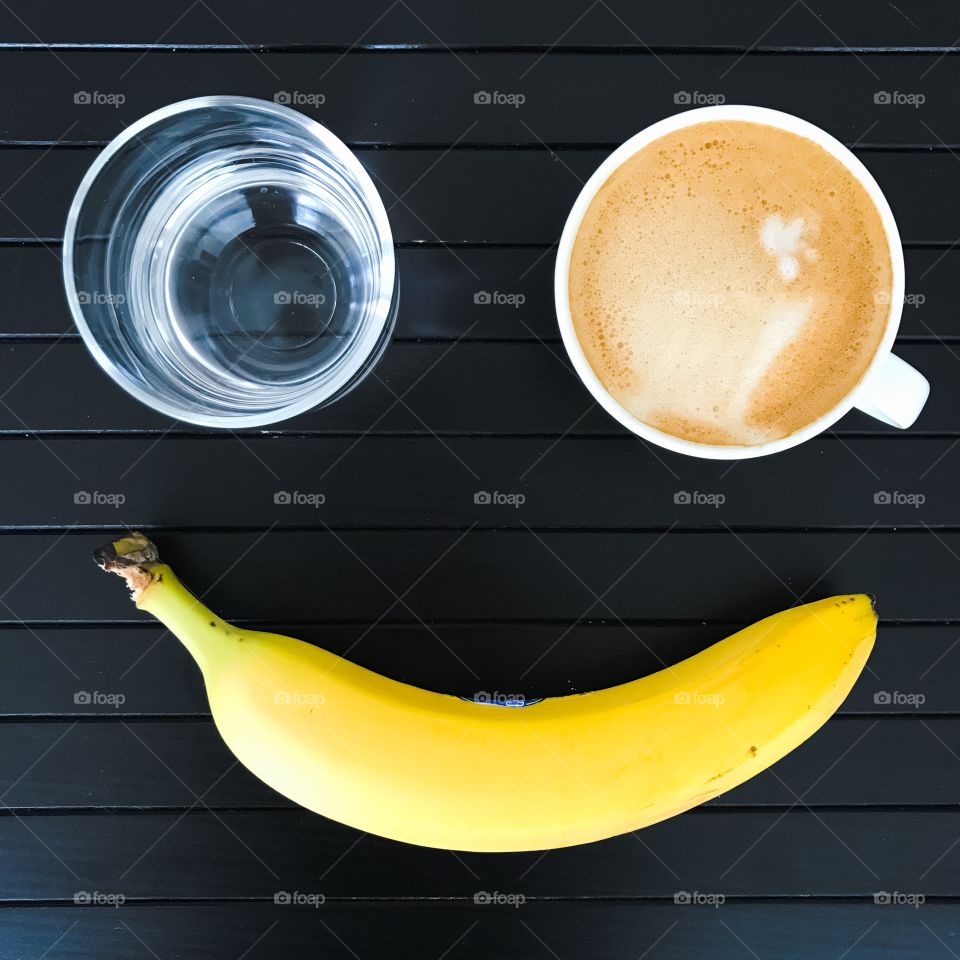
[{"x1": 64, "y1": 96, "x2": 397, "y2": 428}]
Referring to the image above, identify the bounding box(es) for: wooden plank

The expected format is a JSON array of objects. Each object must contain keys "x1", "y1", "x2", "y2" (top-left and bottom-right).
[
  {"x1": 0, "y1": 717, "x2": 954, "y2": 810},
  {"x1": 0, "y1": 530, "x2": 958, "y2": 623},
  {"x1": 0, "y1": 244, "x2": 952, "y2": 341},
  {"x1": 0, "y1": 809, "x2": 955, "y2": 898},
  {"x1": 5, "y1": 901, "x2": 955, "y2": 960},
  {"x1": 1, "y1": 623, "x2": 954, "y2": 716},
  {"x1": 5, "y1": 149, "x2": 960, "y2": 242},
  {"x1": 0, "y1": 341, "x2": 948, "y2": 434},
  {"x1": 0, "y1": 0, "x2": 954, "y2": 48},
  {"x1": 0, "y1": 435, "x2": 952, "y2": 527},
  {"x1": 0, "y1": 52, "x2": 956, "y2": 145}
]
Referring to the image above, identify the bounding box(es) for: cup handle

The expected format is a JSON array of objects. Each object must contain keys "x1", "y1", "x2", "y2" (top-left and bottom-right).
[{"x1": 853, "y1": 353, "x2": 929, "y2": 428}]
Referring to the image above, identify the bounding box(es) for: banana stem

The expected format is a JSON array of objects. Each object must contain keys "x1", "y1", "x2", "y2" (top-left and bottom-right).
[
  {"x1": 94, "y1": 532, "x2": 228, "y2": 673},
  {"x1": 93, "y1": 532, "x2": 161, "y2": 600}
]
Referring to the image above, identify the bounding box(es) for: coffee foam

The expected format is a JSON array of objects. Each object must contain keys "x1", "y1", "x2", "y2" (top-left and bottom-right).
[{"x1": 568, "y1": 120, "x2": 892, "y2": 447}]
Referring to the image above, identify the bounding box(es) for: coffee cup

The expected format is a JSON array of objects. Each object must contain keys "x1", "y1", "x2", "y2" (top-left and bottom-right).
[{"x1": 555, "y1": 104, "x2": 929, "y2": 460}]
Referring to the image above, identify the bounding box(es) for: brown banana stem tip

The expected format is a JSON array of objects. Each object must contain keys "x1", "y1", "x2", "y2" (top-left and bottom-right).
[{"x1": 93, "y1": 531, "x2": 161, "y2": 599}]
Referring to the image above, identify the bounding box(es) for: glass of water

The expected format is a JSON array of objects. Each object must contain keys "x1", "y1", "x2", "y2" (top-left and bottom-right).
[{"x1": 64, "y1": 96, "x2": 397, "y2": 427}]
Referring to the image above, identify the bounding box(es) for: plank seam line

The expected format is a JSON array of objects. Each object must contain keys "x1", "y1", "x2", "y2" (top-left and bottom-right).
[
  {"x1": 0, "y1": 43, "x2": 957, "y2": 54},
  {"x1": 0, "y1": 617, "x2": 952, "y2": 628},
  {"x1": 0, "y1": 803, "x2": 955, "y2": 816}
]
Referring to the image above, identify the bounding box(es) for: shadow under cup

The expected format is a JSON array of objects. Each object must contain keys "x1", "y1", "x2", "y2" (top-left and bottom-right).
[{"x1": 64, "y1": 96, "x2": 397, "y2": 428}]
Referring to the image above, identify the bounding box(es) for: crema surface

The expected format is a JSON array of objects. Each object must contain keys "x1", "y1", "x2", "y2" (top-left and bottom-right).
[{"x1": 568, "y1": 120, "x2": 892, "y2": 446}]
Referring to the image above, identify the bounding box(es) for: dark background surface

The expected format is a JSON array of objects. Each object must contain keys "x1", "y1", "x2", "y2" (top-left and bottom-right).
[{"x1": 2, "y1": 2, "x2": 960, "y2": 957}]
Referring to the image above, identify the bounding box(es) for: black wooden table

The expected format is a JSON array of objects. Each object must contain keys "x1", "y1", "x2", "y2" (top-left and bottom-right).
[{"x1": 2, "y1": 2, "x2": 959, "y2": 956}]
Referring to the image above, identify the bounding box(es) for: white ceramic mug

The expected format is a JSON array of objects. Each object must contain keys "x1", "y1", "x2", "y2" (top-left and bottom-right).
[{"x1": 555, "y1": 105, "x2": 930, "y2": 460}]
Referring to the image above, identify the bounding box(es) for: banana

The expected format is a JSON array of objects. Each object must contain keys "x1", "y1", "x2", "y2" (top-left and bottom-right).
[{"x1": 95, "y1": 532, "x2": 875, "y2": 852}]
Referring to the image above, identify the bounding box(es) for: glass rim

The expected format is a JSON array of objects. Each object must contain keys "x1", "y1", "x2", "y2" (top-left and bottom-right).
[{"x1": 63, "y1": 95, "x2": 397, "y2": 429}]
